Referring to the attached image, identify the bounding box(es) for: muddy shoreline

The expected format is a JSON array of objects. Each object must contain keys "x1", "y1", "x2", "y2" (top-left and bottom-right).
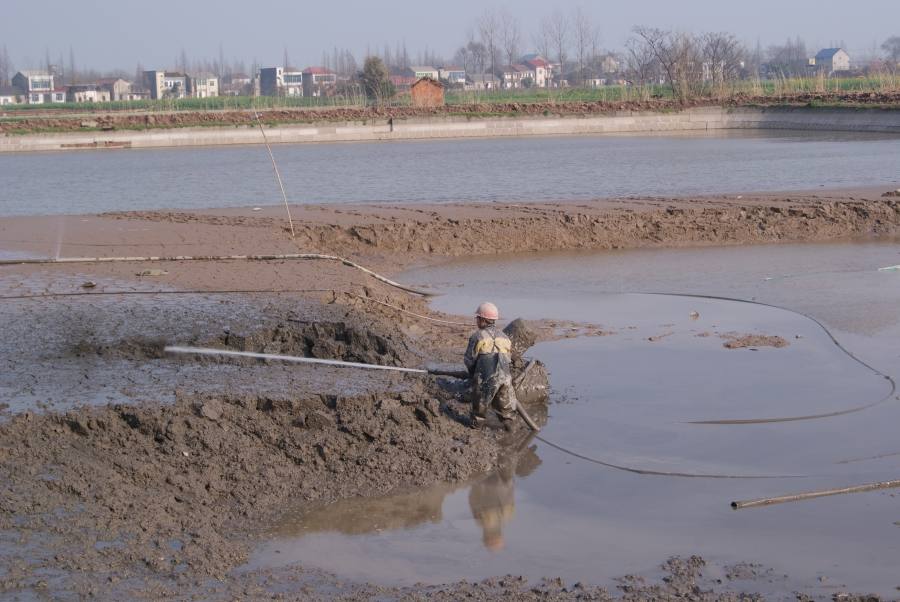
[{"x1": 2, "y1": 191, "x2": 899, "y2": 599}]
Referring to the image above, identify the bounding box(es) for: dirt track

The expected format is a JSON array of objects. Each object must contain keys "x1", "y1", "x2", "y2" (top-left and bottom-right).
[
  {"x1": 2, "y1": 90, "x2": 899, "y2": 134},
  {"x1": 2, "y1": 190, "x2": 900, "y2": 599}
]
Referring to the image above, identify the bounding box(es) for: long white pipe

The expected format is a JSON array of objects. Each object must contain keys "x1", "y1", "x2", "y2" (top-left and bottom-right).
[{"x1": 164, "y1": 345, "x2": 428, "y2": 374}]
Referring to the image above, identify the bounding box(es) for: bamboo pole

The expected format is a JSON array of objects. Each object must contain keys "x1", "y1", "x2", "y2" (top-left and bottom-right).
[{"x1": 731, "y1": 479, "x2": 900, "y2": 510}]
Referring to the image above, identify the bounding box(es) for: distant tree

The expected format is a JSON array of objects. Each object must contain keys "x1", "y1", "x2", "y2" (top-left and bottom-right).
[
  {"x1": 0, "y1": 45, "x2": 11, "y2": 85},
  {"x1": 359, "y1": 56, "x2": 394, "y2": 105},
  {"x1": 765, "y1": 37, "x2": 808, "y2": 78},
  {"x1": 546, "y1": 10, "x2": 569, "y2": 87},
  {"x1": 498, "y1": 7, "x2": 521, "y2": 68},
  {"x1": 625, "y1": 35, "x2": 658, "y2": 87},
  {"x1": 883, "y1": 36, "x2": 900, "y2": 62},
  {"x1": 572, "y1": 7, "x2": 599, "y2": 85},
  {"x1": 700, "y1": 32, "x2": 746, "y2": 91},
  {"x1": 467, "y1": 39, "x2": 487, "y2": 75},
  {"x1": 68, "y1": 46, "x2": 77, "y2": 85},
  {"x1": 177, "y1": 48, "x2": 189, "y2": 73},
  {"x1": 478, "y1": 9, "x2": 499, "y2": 76},
  {"x1": 631, "y1": 26, "x2": 703, "y2": 102}
]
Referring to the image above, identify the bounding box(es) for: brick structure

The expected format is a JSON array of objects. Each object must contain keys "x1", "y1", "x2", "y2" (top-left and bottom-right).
[{"x1": 410, "y1": 77, "x2": 444, "y2": 108}]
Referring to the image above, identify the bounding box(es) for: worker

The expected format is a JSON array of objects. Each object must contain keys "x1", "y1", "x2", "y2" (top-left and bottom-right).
[{"x1": 464, "y1": 302, "x2": 517, "y2": 430}]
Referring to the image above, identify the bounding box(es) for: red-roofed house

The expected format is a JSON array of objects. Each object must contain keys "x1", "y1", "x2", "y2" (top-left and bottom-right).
[{"x1": 521, "y1": 54, "x2": 551, "y2": 87}]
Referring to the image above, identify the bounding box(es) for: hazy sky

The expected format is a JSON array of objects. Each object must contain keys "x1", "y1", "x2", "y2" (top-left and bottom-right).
[{"x1": 3, "y1": 0, "x2": 898, "y2": 72}]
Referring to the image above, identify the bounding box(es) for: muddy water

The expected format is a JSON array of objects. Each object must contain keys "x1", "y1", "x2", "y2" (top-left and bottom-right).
[
  {"x1": 248, "y1": 241, "x2": 900, "y2": 596},
  {"x1": 2, "y1": 131, "x2": 900, "y2": 216}
]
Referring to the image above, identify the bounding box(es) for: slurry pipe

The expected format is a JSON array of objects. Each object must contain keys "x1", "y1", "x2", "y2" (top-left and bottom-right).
[{"x1": 0, "y1": 253, "x2": 433, "y2": 297}]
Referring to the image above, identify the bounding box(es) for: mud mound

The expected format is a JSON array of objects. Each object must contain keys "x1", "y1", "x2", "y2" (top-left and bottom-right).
[
  {"x1": 212, "y1": 320, "x2": 408, "y2": 366},
  {"x1": 0, "y1": 384, "x2": 510, "y2": 597},
  {"x1": 722, "y1": 334, "x2": 789, "y2": 349}
]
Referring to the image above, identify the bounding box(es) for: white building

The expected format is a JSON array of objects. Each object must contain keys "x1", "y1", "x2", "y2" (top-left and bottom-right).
[
  {"x1": 190, "y1": 73, "x2": 219, "y2": 98},
  {"x1": 812, "y1": 48, "x2": 851, "y2": 74},
  {"x1": 259, "y1": 67, "x2": 303, "y2": 97},
  {"x1": 12, "y1": 70, "x2": 54, "y2": 104},
  {"x1": 407, "y1": 66, "x2": 439, "y2": 80}
]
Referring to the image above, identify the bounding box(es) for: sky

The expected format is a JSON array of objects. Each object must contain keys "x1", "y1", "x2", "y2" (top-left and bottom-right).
[{"x1": 2, "y1": 0, "x2": 898, "y2": 72}]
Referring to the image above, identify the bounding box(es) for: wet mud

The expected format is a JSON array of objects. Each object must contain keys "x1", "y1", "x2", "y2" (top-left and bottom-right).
[{"x1": 2, "y1": 196, "x2": 900, "y2": 599}]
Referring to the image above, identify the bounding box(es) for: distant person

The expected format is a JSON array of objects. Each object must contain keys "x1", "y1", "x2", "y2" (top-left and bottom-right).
[{"x1": 464, "y1": 302, "x2": 517, "y2": 430}]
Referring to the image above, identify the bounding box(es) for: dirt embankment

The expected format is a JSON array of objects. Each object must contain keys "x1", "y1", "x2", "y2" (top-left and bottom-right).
[
  {"x1": 2, "y1": 90, "x2": 899, "y2": 134},
  {"x1": 104, "y1": 195, "x2": 900, "y2": 267}
]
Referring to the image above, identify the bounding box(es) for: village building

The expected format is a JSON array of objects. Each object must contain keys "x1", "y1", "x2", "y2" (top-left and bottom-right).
[
  {"x1": 410, "y1": 77, "x2": 444, "y2": 107},
  {"x1": 500, "y1": 64, "x2": 536, "y2": 88},
  {"x1": 0, "y1": 85, "x2": 21, "y2": 105},
  {"x1": 407, "y1": 66, "x2": 439, "y2": 80},
  {"x1": 438, "y1": 66, "x2": 466, "y2": 85},
  {"x1": 521, "y1": 54, "x2": 551, "y2": 87},
  {"x1": 812, "y1": 48, "x2": 851, "y2": 74},
  {"x1": 189, "y1": 73, "x2": 219, "y2": 98},
  {"x1": 50, "y1": 87, "x2": 67, "y2": 103},
  {"x1": 95, "y1": 78, "x2": 132, "y2": 101},
  {"x1": 466, "y1": 74, "x2": 499, "y2": 90},
  {"x1": 259, "y1": 67, "x2": 303, "y2": 97},
  {"x1": 12, "y1": 70, "x2": 54, "y2": 104},
  {"x1": 222, "y1": 73, "x2": 253, "y2": 96},
  {"x1": 143, "y1": 70, "x2": 189, "y2": 99},
  {"x1": 302, "y1": 67, "x2": 337, "y2": 97},
  {"x1": 66, "y1": 84, "x2": 112, "y2": 103}
]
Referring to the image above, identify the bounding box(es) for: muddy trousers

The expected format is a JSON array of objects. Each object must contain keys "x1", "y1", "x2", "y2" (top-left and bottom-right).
[{"x1": 471, "y1": 382, "x2": 517, "y2": 425}]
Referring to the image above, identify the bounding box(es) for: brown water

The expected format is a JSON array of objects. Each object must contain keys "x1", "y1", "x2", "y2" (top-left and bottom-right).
[{"x1": 247, "y1": 241, "x2": 900, "y2": 596}]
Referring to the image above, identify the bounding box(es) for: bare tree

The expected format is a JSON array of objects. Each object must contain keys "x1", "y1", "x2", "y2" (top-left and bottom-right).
[
  {"x1": 765, "y1": 37, "x2": 808, "y2": 78},
  {"x1": 624, "y1": 36, "x2": 658, "y2": 87},
  {"x1": 0, "y1": 45, "x2": 11, "y2": 85},
  {"x1": 631, "y1": 26, "x2": 703, "y2": 102},
  {"x1": 546, "y1": 10, "x2": 569, "y2": 87},
  {"x1": 883, "y1": 35, "x2": 900, "y2": 63},
  {"x1": 700, "y1": 32, "x2": 745, "y2": 93},
  {"x1": 467, "y1": 39, "x2": 487, "y2": 75},
  {"x1": 478, "y1": 9, "x2": 499, "y2": 77},
  {"x1": 68, "y1": 47, "x2": 77, "y2": 85},
  {"x1": 533, "y1": 17, "x2": 553, "y2": 64},
  {"x1": 572, "y1": 6, "x2": 597, "y2": 85},
  {"x1": 498, "y1": 7, "x2": 521, "y2": 68}
]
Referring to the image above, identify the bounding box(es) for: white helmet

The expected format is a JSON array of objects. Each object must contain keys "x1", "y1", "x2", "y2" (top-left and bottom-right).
[{"x1": 475, "y1": 302, "x2": 500, "y2": 321}]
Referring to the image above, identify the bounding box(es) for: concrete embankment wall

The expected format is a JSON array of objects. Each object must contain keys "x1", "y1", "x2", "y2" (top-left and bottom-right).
[{"x1": 2, "y1": 106, "x2": 899, "y2": 153}]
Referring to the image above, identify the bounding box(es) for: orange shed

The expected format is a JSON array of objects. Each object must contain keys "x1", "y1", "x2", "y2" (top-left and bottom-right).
[{"x1": 410, "y1": 77, "x2": 444, "y2": 107}]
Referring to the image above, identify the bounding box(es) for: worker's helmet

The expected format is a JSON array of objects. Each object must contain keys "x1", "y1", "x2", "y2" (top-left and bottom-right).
[{"x1": 475, "y1": 302, "x2": 500, "y2": 321}]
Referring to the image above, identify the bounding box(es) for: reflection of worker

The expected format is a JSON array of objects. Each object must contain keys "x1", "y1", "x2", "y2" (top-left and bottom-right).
[
  {"x1": 468, "y1": 437, "x2": 541, "y2": 551},
  {"x1": 464, "y1": 302, "x2": 518, "y2": 430}
]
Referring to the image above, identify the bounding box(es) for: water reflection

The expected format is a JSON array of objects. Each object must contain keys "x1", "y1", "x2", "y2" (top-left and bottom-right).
[
  {"x1": 469, "y1": 436, "x2": 541, "y2": 551},
  {"x1": 267, "y1": 433, "x2": 541, "y2": 553}
]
